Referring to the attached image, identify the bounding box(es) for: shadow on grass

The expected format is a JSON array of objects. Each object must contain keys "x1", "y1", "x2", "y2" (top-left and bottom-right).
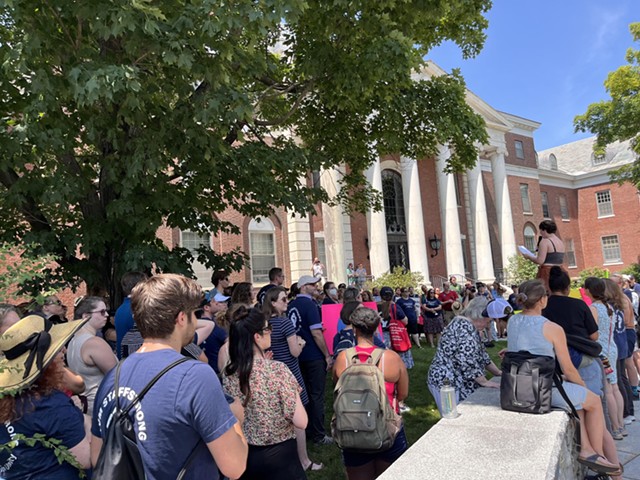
[{"x1": 305, "y1": 341, "x2": 507, "y2": 479}]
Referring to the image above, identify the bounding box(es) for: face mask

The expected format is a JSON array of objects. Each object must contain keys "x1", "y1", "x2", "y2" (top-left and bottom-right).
[{"x1": 329, "y1": 288, "x2": 338, "y2": 296}]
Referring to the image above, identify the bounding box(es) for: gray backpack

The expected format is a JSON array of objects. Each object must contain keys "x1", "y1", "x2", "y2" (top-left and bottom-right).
[{"x1": 331, "y1": 348, "x2": 401, "y2": 452}]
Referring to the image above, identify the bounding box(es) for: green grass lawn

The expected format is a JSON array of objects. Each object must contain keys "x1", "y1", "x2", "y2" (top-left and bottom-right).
[{"x1": 305, "y1": 341, "x2": 505, "y2": 479}]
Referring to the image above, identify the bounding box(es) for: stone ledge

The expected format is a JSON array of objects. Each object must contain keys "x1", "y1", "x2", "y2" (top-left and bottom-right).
[{"x1": 378, "y1": 385, "x2": 585, "y2": 480}]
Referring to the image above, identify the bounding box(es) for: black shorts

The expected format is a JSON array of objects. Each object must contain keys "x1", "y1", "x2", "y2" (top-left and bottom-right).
[
  {"x1": 342, "y1": 426, "x2": 408, "y2": 468},
  {"x1": 242, "y1": 438, "x2": 306, "y2": 480}
]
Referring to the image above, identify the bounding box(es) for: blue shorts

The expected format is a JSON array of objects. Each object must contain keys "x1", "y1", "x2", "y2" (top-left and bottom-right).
[
  {"x1": 627, "y1": 329, "x2": 636, "y2": 356},
  {"x1": 342, "y1": 426, "x2": 408, "y2": 467}
]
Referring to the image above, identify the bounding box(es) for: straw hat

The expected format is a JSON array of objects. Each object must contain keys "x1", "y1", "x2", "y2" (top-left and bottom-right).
[
  {"x1": 0, "y1": 315, "x2": 87, "y2": 394},
  {"x1": 452, "y1": 301, "x2": 463, "y2": 316}
]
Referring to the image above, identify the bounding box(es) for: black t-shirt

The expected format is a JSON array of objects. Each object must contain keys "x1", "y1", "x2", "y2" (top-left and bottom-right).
[{"x1": 542, "y1": 295, "x2": 598, "y2": 339}]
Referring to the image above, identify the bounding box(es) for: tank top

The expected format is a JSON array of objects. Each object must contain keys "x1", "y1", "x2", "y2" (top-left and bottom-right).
[
  {"x1": 543, "y1": 238, "x2": 564, "y2": 265},
  {"x1": 66, "y1": 332, "x2": 107, "y2": 415},
  {"x1": 354, "y1": 345, "x2": 398, "y2": 413},
  {"x1": 507, "y1": 314, "x2": 555, "y2": 357}
]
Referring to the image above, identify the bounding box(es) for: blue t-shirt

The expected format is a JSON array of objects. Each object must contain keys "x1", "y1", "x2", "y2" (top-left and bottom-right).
[
  {"x1": 395, "y1": 297, "x2": 417, "y2": 323},
  {"x1": 115, "y1": 297, "x2": 134, "y2": 359},
  {"x1": 92, "y1": 349, "x2": 237, "y2": 480},
  {"x1": 200, "y1": 319, "x2": 228, "y2": 373},
  {"x1": 0, "y1": 391, "x2": 85, "y2": 479},
  {"x1": 288, "y1": 295, "x2": 324, "y2": 362}
]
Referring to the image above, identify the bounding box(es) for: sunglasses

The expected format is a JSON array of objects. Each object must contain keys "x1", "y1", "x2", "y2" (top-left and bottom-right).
[
  {"x1": 46, "y1": 300, "x2": 63, "y2": 306},
  {"x1": 261, "y1": 323, "x2": 273, "y2": 334},
  {"x1": 88, "y1": 309, "x2": 109, "y2": 316}
]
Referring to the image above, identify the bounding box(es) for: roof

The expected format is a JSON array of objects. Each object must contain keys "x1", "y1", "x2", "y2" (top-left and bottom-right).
[{"x1": 537, "y1": 136, "x2": 636, "y2": 175}]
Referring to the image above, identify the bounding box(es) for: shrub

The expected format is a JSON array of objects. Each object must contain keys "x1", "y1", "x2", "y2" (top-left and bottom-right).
[
  {"x1": 505, "y1": 255, "x2": 538, "y2": 285},
  {"x1": 369, "y1": 266, "x2": 424, "y2": 291}
]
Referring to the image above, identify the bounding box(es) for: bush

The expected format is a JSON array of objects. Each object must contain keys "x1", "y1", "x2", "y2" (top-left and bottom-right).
[
  {"x1": 572, "y1": 266, "x2": 610, "y2": 288},
  {"x1": 622, "y1": 263, "x2": 640, "y2": 280},
  {"x1": 505, "y1": 255, "x2": 538, "y2": 285},
  {"x1": 369, "y1": 266, "x2": 424, "y2": 291}
]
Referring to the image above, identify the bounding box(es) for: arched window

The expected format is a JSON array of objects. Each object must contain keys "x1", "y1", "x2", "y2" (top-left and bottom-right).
[
  {"x1": 249, "y1": 217, "x2": 276, "y2": 284},
  {"x1": 549, "y1": 154, "x2": 558, "y2": 171},
  {"x1": 381, "y1": 169, "x2": 409, "y2": 269},
  {"x1": 381, "y1": 170, "x2": 406, "y2": 234},
  {"x1": 180, "y1": 230, "x2": 212, "y2": 287},
  {"x1": 523, "y1": 224, "x2": 537, "y2": 253}
]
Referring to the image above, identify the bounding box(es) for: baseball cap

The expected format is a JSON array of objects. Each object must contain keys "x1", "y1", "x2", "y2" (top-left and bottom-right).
[
  {"x1": 380, "y1": 286, "x2": 394, "y2": 300},
  {"x1": 481, "y1": 298, "x2": 513, "y2": 319},
  {"x1": 298, "y1": 275, "x2": 321, "y2": 287},
  {"x1": 204, "y1": 290, "x2": 230, "y2": 303}
]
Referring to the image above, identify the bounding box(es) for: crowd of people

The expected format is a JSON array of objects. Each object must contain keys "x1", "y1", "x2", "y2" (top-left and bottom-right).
[{"x1": 2, "y1": 252, "x2": 640, "y2": 479}]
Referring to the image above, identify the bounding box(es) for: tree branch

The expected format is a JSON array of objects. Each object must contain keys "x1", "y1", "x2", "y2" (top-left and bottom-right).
[
  {"x1": 0, "y1": 168, "x2": 52, "y2": 233},
  {"x1": 253, "y1": 81, "x2": 314, "y2": 127}
]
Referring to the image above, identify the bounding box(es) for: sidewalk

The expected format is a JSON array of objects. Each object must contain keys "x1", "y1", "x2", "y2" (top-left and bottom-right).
[{"x1": 616, "y1": 398, "x2": 640, "y2": 480}]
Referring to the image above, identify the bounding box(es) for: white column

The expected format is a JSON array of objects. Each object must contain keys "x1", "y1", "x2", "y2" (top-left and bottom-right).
[
  {"x1": 491, "y1": 147, "x2": 517, "y2": 271},
  {"x1": 287, "y1": 211, "x2": 313, "y2": 282},
  {"x1": 365, "y1": 159, "x2": 390, "y2": 278},
  {"x1": 436, "y1": 146, "x2": 465, "y2": 277},
  {"x1": 320, "y1": 167, "x2": 347, "y2": 285},
  {"x1": 466, "y1": 160, "x2": 495, "y2": 283},
  {"x1": 400, "y1": 156, "x2": 430, "y2": 281}
]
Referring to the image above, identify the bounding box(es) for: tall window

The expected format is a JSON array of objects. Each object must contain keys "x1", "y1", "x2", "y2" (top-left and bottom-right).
[
  {"x1": 181, "y1": 230, "x2": 212, "y2": 287},
  {"x1": 454, "y1": 174, "x2": 462, "y2": 207},
  {"x1": 520, "y1": 184, "x2": 532, "y2": 213},
  {"x1": 549, "y1": 154, "x2": 558, "y2": 170},
  {"x1": 566, "y1": 239, "x2": 577, "y2": 268},
  {"x1": 523, "y1": 224, "x2": 537, "y2": 252},
  {"x1": 381, "y1": 170, "x2": 406, "y2": 234},
  {"x1": 541, "y1": 192, "x2": 550, "y2": 218},
  {"x1": 316, "y1": 237, "x2": 326, "y2": 267},
  {"x1": 601, "y1": 235, "x2": 621, "y2": 264},
  {"x1": 559, "y1": 195, "x2": 569, "y2": 220},
  {"x1": 249, "y1": 218, "x2": 276, "y2": 284},
  {"x1": 382, "y1": 169, "x2": 409, "y2": 270},
  {"x1": 514, "y1": 140, "x2": 525, "y2": 159},
  {"x1": 596, "y1": 190, "x2": 613, "y2": 217}
]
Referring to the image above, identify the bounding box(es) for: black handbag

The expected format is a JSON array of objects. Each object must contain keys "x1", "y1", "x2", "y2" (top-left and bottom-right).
[
  {"x1": 566, "y1": 334, "x2": 602, "y2": 357},
  {"x1": 501, "y1": 350, "x2": 556, "y2": 414}
]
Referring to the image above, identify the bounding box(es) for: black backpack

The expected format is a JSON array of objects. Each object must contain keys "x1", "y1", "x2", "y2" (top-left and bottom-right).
[{"x1": 93, "y1": 357, "x2": 196, "y2": 480}]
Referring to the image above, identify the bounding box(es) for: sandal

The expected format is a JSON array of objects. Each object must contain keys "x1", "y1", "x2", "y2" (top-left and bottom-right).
[
  {"x1": 303, "y1": 462, "x2": 323, "y2": 472},
  {"x1": 578, "y1": 454, "x2": 618, "y2": 474}
]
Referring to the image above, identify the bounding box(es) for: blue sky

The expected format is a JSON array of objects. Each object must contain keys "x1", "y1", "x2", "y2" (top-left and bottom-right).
[{"x1": 428, "y1": 1, "x2": 637, "y2": 151}]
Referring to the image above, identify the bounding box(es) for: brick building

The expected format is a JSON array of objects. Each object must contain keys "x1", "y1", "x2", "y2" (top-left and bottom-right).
[{"x1": 161, "y1": 63, "x2": 639, "y2": 290}]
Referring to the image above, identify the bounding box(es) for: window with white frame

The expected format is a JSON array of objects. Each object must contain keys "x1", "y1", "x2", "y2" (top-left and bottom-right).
[
  {"x1": 249, "y1": 217, "x2": 276, "y2": 284},
  {"x1": 523, "y1": 224, "x2": 537, "y2": 252},
  {"x1": 514, "y1": 140, "x2": 525, "y2": 159},
  {"x1": 566, "y1": 239, "x2": 577, "y2": 267},
  {"x1": 601, "y1": 235, "x2": 621, "y2": 264},
  {"x1": 559, "y1": 195, "x2": 569, "y2": 220},
  {"x1": 541, "y1": 192, "x2": 550, "y2": 218},
  {"x1": 592, "y1": 152, "x2": 607, "y2": 166},
  {"x1": 181, "y1": 230, "x2": 212, "y2": 287},
  {"x1": 549, "y1": 154, "x2": 558, "y2": 170},
  {"x1": 520, "y1": 184, "x2": 532, "y2": 213},
  {"x1": 596, "y1": 190, "x2": 614, "y2": 217},
  {"x1": 316, "y1": 237, "x2": 326, "y2": 267}
]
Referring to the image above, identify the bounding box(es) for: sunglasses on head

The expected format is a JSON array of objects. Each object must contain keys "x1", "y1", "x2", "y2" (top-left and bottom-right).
[{"x1": 261, "y1": 323, "x2": 273, "y2": 333}]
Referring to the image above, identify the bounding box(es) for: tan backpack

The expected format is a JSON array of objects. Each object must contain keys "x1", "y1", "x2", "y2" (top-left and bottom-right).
[{"x1": 331, "y1": 347, "x2": 402, "y2": 452}]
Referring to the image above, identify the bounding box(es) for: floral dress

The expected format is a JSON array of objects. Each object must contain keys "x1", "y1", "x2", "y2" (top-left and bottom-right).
[
  {"x1": 427, "y1": 316, "x2": 491, "y2": 402},
  {"x1": 421, "y1": 297, "x2": 444, "y2": 334}
]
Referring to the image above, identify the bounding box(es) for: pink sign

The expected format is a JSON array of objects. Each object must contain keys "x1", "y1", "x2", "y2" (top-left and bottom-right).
[{"x1": 321, "y1": 301, "x2": 381, "y2": 355}]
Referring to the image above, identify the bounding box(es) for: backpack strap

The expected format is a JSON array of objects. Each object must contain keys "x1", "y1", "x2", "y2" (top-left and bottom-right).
[{"x1": 117, "y1": 356, "x2": 191, "y2": 416}]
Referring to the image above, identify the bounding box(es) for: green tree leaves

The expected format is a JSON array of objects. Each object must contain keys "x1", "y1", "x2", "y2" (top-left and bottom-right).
[{"x1": 0, "y1": 0, "x2": 491, "y2": 305}]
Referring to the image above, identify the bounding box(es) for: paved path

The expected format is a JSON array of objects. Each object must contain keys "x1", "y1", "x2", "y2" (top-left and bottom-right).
[{"x1": 616, "y1": 398, "x2": 640, "y2": 480}]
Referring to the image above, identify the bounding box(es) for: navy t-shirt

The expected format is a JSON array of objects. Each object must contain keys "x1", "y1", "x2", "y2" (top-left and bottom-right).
[
  {"x1": 115, "y1": 297, "x2": 134, "y2": 359},
  {"x1": 288, "y1": 295, "x2": 324, "y2": 362},
  {"x1": 0, "y1": 391, "x2": 85, "y2": 479},
  {"x1": 92, "y1": 349, "x2": 237, "y2": 480},
  {"x1": 396, "y1": 297, "x2": 417, "y2": 323},
  {"x1": 200, "y1": 319, "x2": 228, "y2": 373},
  {"x1": 257, "y1": 284, "x2": 276, "y2": 305}
]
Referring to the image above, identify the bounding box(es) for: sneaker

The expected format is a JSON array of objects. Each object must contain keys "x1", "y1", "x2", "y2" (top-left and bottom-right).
[
  {"x1": 624, "y1": 415, "x2": 636, "y2": 424},
  {"x1": 621, "y1": 427, "x2": 629, "y2": 437},
  {"x1": 612, "y1": 429, "x2": 624, "y2": 441},
  {"x1": 314, "y1": 435, "x2": 334, "y2": 446},
  {"x1": 399, "y1": 404, "x2": 411, "y2": 414},
  {"x1": 484, "y1": 341, "x2": 495, "y2": 348}
]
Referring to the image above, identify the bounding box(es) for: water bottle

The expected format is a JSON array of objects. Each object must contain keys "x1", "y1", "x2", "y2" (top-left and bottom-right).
[{"x1": 440, "y1": 379, "x2": 459, "y2": 419}]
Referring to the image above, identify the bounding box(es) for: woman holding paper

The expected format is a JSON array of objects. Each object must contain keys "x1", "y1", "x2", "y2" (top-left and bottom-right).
[{"x1": 519, "y1": 220, "x2": 565, "y2": 292}]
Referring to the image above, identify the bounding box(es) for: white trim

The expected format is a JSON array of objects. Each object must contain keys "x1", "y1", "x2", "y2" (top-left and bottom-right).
[
  {"x1": 597, "y1": 214, "x2": 615, "y2": 220},
  {"x1": 380, "y1": 159, "x2": 401, "y2": 173}
]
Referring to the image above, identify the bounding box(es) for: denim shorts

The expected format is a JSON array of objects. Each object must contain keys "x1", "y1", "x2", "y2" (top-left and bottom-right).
[{"x1": 342, "y1": 426, "x2": 408, "y2": 467}]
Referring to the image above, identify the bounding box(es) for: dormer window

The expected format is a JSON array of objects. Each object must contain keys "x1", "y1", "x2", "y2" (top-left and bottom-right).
[
  {"x1": 592, "y1": 152, "x2": 607, "y2": 166},
  {"x1": 549, "y1": 154, "x2": 558, "y2": 171}
]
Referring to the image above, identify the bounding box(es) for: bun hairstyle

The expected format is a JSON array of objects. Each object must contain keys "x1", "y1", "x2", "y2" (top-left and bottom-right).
[
  {"x1": 539, "y1": 220, "x2": 557, "y2": 234},
  {"x1": 515, "y1": 280, "x2": 547, "y2": 309},
  {"x1": 548, "y1": 266, "x2": 571, "y2": 293},
  {"x1": 350, "y1": 307, "x2": 381, "y2": 336}
]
